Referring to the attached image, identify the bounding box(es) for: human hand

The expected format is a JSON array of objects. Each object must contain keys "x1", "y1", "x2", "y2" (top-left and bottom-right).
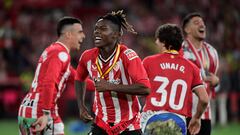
[
  {"x1": 31, "y1": 115, "x2": 48, "y2": 133},
  {"x1": 94, "y1": 78, "x2": 112, "y2": 92},
  {"x1": 80, "y1": 106, "x2": 93, "y2": 123},
  {"x1": 205, "y1": 73, "x2": 219, "y2": 87},
  {"x1": 188, "y1": 116, "x2": 201, "y2": 135}
]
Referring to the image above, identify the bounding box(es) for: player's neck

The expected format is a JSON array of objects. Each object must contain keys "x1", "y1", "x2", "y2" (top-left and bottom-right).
[
  {"x1": 187, "y1": 36, "x2": 204, "y2": 50},
  {"x1": 99, "y1": 44, "x2": 117, "y2": 60},
  {"x1": 57, "y1": 39, "x2": 70, "y2": 53}
]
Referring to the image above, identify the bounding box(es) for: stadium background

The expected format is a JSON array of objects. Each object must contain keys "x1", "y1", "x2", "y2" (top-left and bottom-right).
[{"x1": 0, "y1": 0, "x2": 240, "y2": 134}]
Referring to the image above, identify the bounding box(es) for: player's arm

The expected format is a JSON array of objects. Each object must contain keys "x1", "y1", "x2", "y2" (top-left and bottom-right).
[
  {"x1": 40, "y1": 53, "x2": 64, "y2": 110},
  {"x1": 95, "y1": 79, "x2": 150, "y2": 95},
  {"x1": 193, "y1": 86, "x2": 209, "y2": 119},
  {"x1": 74, "y1": 53, "x2": 93, "y2": 122},
  {"x1": 188, "y1": 65, "x2": 209, "y2": 135},
  {"x1": 205, "y1": 47, "x2": 219, "y2": 87},
  {"x1": 188, "y1": 86, "x2": 208, "y2": 135},
  {"x1": 32, "y1": 51, "x2": 65, "y2": 132},
  {"x1": 95, "y1": 49, "x2": 150, "y2": 95},
  {"x1": 75, "y1": 80, "x2": 93, "y2": 122}
]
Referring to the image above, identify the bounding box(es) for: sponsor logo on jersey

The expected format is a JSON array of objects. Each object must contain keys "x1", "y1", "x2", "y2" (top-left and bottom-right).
[{"x1": 124, "y1": 49, "x2": 138, "y2": 60}]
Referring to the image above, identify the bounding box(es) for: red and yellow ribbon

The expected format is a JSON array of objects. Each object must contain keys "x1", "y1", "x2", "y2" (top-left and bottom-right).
[
  {"x1": 163, "y1": 50, "x2": 179, "y2": 54},
  {"x1": 96, "y1": 45, "x2": 121, "y2": 79}
]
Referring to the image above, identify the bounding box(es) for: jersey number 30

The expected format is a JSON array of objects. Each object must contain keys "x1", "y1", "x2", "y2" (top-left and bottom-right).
[{"x1": 151, "y1": 76, "x2": 187, "y2": 110}]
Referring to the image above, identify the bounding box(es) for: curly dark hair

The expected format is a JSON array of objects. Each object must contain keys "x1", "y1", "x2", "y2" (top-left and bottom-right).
[
  {"x1": 99, "y1": 10, "x2": 137, "y2": 34},
  {"x1": 155, "y1": 23, "x2": 183, "y2": 51}
]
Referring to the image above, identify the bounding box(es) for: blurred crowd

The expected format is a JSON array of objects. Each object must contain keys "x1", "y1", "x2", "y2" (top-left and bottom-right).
[{"x1": 0, "y1": 0, "x2": 240, "y2": 126}]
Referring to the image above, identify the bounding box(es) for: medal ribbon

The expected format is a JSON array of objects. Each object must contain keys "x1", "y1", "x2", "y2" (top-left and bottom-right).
[
  {"x1": 163, "y1": 50, "x2": 179, "y2": 54},
  {"x1": 96, "y1": 45, "x2": 120, "y2": 79}
]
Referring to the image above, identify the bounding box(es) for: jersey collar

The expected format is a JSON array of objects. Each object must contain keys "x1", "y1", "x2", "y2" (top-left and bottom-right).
[{"x1": 56, "y1": 41, "x2": 70, "y2": 53}]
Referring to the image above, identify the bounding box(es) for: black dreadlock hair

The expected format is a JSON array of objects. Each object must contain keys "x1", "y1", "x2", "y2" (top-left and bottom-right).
[{"x1": 99, "y1": 10, "x2": 137, "y2": 34}]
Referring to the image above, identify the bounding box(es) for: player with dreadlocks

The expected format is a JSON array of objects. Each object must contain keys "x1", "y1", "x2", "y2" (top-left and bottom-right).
[{"x1": 75, "y1": 10, "x2": 151, "y2": 135}]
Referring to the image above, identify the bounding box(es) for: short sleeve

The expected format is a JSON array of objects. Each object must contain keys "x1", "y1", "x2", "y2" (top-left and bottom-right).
[
  {"x1": 123, "y1": 49, "x2": 150, "y2": 88},
  {"x1": 75, "y1": 51, "x2": 89, "y2": 82},
  {"x1": 191, "y1": 63, "x2": 204, "y2": 91}
]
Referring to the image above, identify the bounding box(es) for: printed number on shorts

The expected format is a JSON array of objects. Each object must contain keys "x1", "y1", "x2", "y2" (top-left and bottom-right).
[{"x1": 151, "y1": 76, "x2": 187, "y2": 110}]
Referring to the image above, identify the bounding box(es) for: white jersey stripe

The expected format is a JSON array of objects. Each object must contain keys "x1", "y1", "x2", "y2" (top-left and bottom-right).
[
  {"x1": 94, "y1": 89, "x2": 99, "y2": 116},
  {"x1": 112, "y1": 91, "x2": 121, "y2": 124},
  {"x1": 22, "y1": 93, "x2": 32, "y2": 117},
  {"x1": 109, "y1": 70, "x2": 121, "y2": 124},
  {"x1": 93, "y1": 71, "x2": 101, "y2": 117},
  {"x1": 58, "y1": 64, "x2": 70, "y2": 90},
  {"x1": 99, "y1": 92, "x2": 107, "y2": 122},
  {"x1": 87, "y1": 61, "x2": 92, "y2": 77},
  {"x1": 31, "y1": 93, "x2": 39, "y2": 118},
  {"x1": 119, "y1": 59, "x2": 128, "y2": 85},
  {"x1": 22, "y1": 105, "x2": 26, "y2": 118},
  {"x1": 55, "y1": 104, "x2": 59, "y2": 117},
  {"x1": 119, "y1": 59, "x2": 134, "y2": 121},
  {"x1": 97, "y1": 61, "x2": 108, "y2": 122},
  {"x1": 127, "y1": 95, "x2": 133, "y2": 119}
]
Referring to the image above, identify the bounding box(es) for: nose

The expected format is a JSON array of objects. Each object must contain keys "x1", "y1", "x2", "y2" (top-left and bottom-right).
[
  {"x1": 199, "y1": 21, "x2": 205, "y2": 27},
  {"x1": 82, "y1": 32, "x2": 86, "y2": 39}
]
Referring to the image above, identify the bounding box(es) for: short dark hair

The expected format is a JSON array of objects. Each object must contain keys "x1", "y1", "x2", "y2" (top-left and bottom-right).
[
  {"x1": 155, "y1": 23, "x2": 183, "y2": 51},
  {"x1": 57, "y1": 16, "x2": 82, "y2": 37},
  {"x1": 181, "y1": 12, "x2": 203, "y2": 36}
]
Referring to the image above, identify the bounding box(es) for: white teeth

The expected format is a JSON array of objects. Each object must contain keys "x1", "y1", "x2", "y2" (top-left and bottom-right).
[
  {"x1": 95, "y1": 37, "x2": 101, "y2": 40},
  {"x1": 199, "y1": 27, "x2": 205, "y2": 31},
  {"x1": 198, "y1": 28, "x2": 205, "y2": 33}
]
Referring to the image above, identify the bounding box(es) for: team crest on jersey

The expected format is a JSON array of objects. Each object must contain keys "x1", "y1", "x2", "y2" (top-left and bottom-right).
[
  {"x1": 141, "y1": 110, "x2": 186, "y2": 135},
  {"x1": 58, "y1": 52, "x2": 68, "y2": 62},
  {"x1": 124, "y1": 49, "x2": 138, "y2": 60}
]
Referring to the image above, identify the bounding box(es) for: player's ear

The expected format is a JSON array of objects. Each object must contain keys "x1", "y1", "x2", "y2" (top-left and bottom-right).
[
  {"x1": 65, "y1": 31, "x2": 72, "y2": 39},
  {"x1": 112, "y1": 31, "x2": 121, "y2": 40},
  {"x1": 184, "y1": 26, "x2": 190, "y2": 35}
]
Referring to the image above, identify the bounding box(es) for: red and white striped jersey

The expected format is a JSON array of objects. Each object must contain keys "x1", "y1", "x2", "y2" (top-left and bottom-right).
[
  {"x1": 182, "y1": 39, "x2": 219, "y2": 120},
  {"x1": 75, "y1": 44, "x2": 150, "y2": 130},
  {"x1": 142, "y1": 53, "x2": 204, "y2": 117},
  {"x1": 18, "y1": 42, "x2": 71, "y2": 122}
]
